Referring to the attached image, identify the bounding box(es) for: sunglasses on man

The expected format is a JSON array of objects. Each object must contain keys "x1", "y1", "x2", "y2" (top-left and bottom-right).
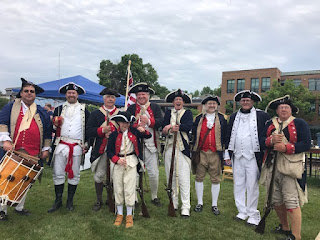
[{"x1": 23, "y1": 89, "x2": 35, "y2": 93}]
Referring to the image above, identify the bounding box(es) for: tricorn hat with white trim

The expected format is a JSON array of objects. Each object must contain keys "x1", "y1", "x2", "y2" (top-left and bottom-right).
[
  {"x1": 201, "y1": 95, "x2": 220, "y2": 105},
  {"x1": 165, "y1": 89, "x2": 192, "y2": 103},
  {"x1": 110, "y1": 111, "x2": 136, "y2": 123},
  {"x1": 128, "y1": 82, "x2": 155, "y2": 94},
  {"x1": 59, "y1": 82, "x2": 85, "y2": 95},
  {"x1": 266, "y1": 95, "x2": 299, "y2": 114},
  {"x1": 234, "y1": 90, "x2": 262, "y2": 102}
]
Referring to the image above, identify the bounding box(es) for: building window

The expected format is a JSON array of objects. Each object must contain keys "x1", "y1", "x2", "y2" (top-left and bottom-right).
[
  {"x1": 227, "y1": 80, "x2": 235, "y2": 93},
  {"x1": 309, "y1": 78, "x2": 320, "y2": 91},
  {"x1": 237, "y1": 79, "x2": 245, "y2": 92},
  {"x1": 279, "y1": 79, "x2": 285, "y2": 86},
  {"x1": 251, "y1": 78, "x2": 259, "y2": 92},
  {"x1": 261, "y1": 77, "x2": 270, "y2": 92},
  {"x1": 293, "y1": 79, "x2": 301, "y2": 86},
  {"x1": 226, "y1": 100, "x2": 234, "y2": 115}
]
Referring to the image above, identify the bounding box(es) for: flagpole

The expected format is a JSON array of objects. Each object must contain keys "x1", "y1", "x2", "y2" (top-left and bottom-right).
[{"x1": 124, "y1": 60, "x2": 131, "y2": 110}]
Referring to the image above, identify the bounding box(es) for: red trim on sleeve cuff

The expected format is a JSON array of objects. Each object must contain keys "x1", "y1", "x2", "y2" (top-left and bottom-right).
[
  {"x1": 145, "y1": 130, "x2": 151, "y2": 136},
  {"x1": 149, "y1": 118, "x2": 155, "y2": 128},
  {"x1": 285, "y1": 143, "x2": 295, "y2": 155},
  {"x1": 132, "y1": 122, "x2": 138, "y2": 128},
  {"x1": 111, "y1": 155, "x2": 120, "y2": 163},
  {"x1": 265, "y1": 136, "x2": 273, "y2": 147},
  {"x1": 97, "y1": 127, "x2": 104, "y2": 137}
]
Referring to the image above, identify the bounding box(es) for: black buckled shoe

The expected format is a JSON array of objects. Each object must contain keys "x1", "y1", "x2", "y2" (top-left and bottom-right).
[
  {"x1": 246, "y1": 222, "x2": 257, "y2": 228},
  {"x1": 194, "y1": 204, "x2": 203, "y2": 212},
  {"x1": 151, "y1": 198, "x2": 162, "y2": 207},
  {"x1": 181, "y1": 214, "x2": 190, "y2": 219},
  {"x1": 233, "y1": 216, "x2": 245, "y2": 222},
  {"x1": 15, "y1": 209, "x2": 31, "y2": 216},
  {"x1": 212, "y1": 206, "x2": 220, "y2": 215},
  {"x1": 284, "y1": 233, "x2": 296, "y2": 240},
  {"x1": 0, "y1": 211, "x2": 8, "y2": 221},
  {"x1": 92, "y1": 201, "x2": 103, "y2": 211},
  {"x1": 273, "y1": 224, "x2": 292, "y2": 235}
]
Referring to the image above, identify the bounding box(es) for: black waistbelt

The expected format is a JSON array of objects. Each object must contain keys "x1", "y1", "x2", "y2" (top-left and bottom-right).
[{"x1": 118, "y1": 152, "x2": 135, "y2": 157}]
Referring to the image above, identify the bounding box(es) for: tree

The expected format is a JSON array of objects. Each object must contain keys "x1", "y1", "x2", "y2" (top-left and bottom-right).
[
  {"x1": 97, "y1": 54, "x2": 169, "y2": 98},
  {"x1": 0, "y1": 97, "x2": 9, "y2": 111},
  {"x1": 213, "y1": 85, "x2": 221, "y2": 97},
  {"x1": 198, "y1": 85, "x2": 221, "y2": 97},
  {"x1": 200, "y1": 86, "x2": 214, "y2": 96},
  {"x1": 257, "y1": 80, "x2": 318, "y2": 120},
  {"x1": 193, "y1": 90, "x2": 200, "y2": 97}
]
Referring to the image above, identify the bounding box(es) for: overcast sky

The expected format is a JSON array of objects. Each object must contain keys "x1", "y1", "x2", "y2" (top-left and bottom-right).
[{"x1": 1, "y1": 0, "x2": 319, "y2": 94}]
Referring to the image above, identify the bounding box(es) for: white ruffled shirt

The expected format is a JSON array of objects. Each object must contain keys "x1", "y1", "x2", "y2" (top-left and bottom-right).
[{"x1": 206, "y1": 112, "x2": 216, "y2": 129}]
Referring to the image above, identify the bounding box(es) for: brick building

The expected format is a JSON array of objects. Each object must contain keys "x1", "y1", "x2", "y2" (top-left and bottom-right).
[{"x1": 220, "y1": 68, "x2": 320, "y2": 117}]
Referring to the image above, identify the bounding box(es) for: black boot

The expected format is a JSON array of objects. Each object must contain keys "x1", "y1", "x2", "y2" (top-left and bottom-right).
[
  {"x1": 66, "y1": 184, "x2": 77, "y2": 211},
  {"x1": 48, "y1": 184, "x2": 64, "y2": 213},
  {"x1": 92, "y1": 182, "x2": 103, "y2": 211}
]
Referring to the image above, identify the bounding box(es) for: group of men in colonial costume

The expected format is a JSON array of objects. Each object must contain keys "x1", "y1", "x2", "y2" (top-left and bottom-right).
[{"x1": 0, "y1": 77, "x2": 311, "y2": 239}]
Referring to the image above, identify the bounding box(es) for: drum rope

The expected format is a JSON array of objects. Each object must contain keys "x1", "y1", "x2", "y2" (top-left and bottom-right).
[{"x1": 12, "y1": 164, "x2": 36, "y2": 203}]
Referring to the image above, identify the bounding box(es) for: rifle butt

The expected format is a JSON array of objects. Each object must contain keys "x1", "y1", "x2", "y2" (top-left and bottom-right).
[
  {"x1": 108, "y1": 198, "x2": 115, "y2": 213},
  {"x1": 141, "y1": 203, "x2": 151, "y2": 218},
  {"x1": 255, "y1": 218, "x2": 266, "y2": 234},
  {"x1": 168, "y1": 201, "x2": 176, "y2": 217},
  {"x1": 107, "y1": 188, "x2": 115, "y2": 213}
]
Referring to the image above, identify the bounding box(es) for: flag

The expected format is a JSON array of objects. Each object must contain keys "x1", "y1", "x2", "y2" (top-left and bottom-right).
[{"x1": 126, "y1": 69, "x2": 136, "y2": 107}]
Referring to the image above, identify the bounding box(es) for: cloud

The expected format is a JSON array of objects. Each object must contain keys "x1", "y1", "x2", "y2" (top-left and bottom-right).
[{"x1": 0, "y1": 0, "x2": 319, "y2": 95}]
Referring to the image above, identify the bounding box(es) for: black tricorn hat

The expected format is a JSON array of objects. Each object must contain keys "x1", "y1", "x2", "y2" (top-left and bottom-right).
[
  {"x1": 99, "y1": 88, "x2": 120, "y2": 97},
  {"x1": 16, "y1": 78, "x2": 44, "y2": 98},
  {"x1": 201, "y1": 95, "x2": 220, "y2": 105},
  {"x1": 128, "y1": 82, "x2": 155, "y2": 94},
  {"x1": 110, "y1": 111, "x2": 136, "y2": 123},
  {"x1": 267, "y1": 95, "x2": 299, "y2": 114},
  {"x1": 59, "y1": 82, "x2": 85, "y2": 95},
  {"x1": 234, "y1": 90, "x2": 262, "y2": 102},
  {"x1": 165, "y1": 89, "x2": 192, "y2": 104}
]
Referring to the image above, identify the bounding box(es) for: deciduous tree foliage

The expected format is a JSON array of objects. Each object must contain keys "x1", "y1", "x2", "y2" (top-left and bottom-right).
[
  {"x1": 257, "y1": 80, "x2": 318, "y2": 120},
  {"x1": 97, "y1": 54, "x2": 169, "y2": 98}
]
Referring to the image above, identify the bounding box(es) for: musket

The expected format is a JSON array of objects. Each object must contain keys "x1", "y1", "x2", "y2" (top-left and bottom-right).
[
  {"x1": 256, "y1": 121, "x2": 283, "y2": 234},
  {"x1": 165, "y1": 112, "x2": 179, "y2": 217},
  {"x1": 105, "y1": 112, "x2": 115, "y2": 213},
  {"x1": 137, "y1": 166, "x2": 150, "y2": 218}
]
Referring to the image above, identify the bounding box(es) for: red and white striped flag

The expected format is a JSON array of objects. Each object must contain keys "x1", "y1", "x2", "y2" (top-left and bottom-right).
[{"x1": 126, "y1": 70, "x2": 136, "y2": 107}]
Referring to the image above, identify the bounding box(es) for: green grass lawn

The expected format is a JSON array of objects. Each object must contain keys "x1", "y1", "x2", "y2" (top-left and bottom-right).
[{"x1": 0, "y1": 164, "x2": 319, "y2": 240}]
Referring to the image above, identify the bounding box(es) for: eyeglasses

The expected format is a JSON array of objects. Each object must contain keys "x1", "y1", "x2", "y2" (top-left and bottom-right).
[{"x1": 23, "y1": 89, "x2": 35, "y2": 93}]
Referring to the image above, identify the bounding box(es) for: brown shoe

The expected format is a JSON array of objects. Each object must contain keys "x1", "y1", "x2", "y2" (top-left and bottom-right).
[
  {"x1": 114, "y1": 214, "x2": 123, "y2": 226},
  {"x1": 125, "y1": 215, "x2": 133, "y2": 228}
]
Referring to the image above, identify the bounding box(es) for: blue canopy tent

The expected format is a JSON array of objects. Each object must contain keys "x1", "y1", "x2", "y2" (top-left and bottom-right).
[{"x1": 13, "y1": 75, "x2": 125, "y2": 106}]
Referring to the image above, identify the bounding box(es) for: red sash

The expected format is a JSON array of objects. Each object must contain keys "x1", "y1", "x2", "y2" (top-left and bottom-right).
[{"x1": 60, "y1": 140, "x2": 78, "y2": 179}]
